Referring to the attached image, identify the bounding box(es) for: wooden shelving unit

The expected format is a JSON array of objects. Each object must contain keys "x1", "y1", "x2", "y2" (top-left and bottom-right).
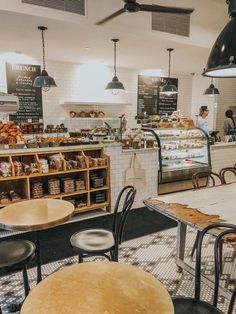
[{"x1": 0, "y1": 147, "x2": 111, "y2": 214}]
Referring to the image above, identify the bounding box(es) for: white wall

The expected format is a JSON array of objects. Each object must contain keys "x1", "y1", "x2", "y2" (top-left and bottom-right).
[
  {"x1": 41, "y1": 60, "x2": 193, "y2": 129},
  {"x1": 216, "y1": 78, "x2": 236, "y2": 135},
  {"x1": 0, "y1": 53, "x2": 235, "y2": 131},
  {"x1": 191, "y1": 74, "x2": 216, "y2": 131}
]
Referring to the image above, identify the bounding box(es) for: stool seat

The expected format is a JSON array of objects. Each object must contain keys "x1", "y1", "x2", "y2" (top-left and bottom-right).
[
  {"x1": 0, "y1": 240, "x2": 35, "y2": 268},
  {"x1": 173, "y1": 298, "x2": 223, "y2": 314},
  {"x1": 70, "y1": 229, "x2": 114, "y2": 252}
]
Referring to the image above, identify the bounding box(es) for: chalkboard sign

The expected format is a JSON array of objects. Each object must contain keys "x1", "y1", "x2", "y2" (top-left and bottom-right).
[
  {"x1": 6, "y1": 63, "x2": 43, "y2": 122},
  {"x1": 137, "y1": 75, "x2": 178, "y2": 115}
]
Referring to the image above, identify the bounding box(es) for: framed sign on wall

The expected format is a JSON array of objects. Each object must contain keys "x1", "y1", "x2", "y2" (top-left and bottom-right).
[
  {"x1": 137, "y1": 75, "x2": 178, "y2": 115},
  {"x1": 6, "y1": 63, "x2": 43, "y2": 122}
]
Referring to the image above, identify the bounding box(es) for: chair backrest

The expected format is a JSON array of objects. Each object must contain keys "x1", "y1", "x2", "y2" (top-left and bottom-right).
[
  {"x1": 228, "y1": 289, "x2": 236, "y2": 314},
  {"x1": 194, "y1": 223, "x2": 236, "y2": 314},
  {"x1": 219, "y1": 167, "x2": 236, "y2": 184},
  {"x1": 192, "y1": 171, "x2": 224, "y2": 189},
  {"x1": 112, "y1": 186, "x2": 136, "y2": 244}
]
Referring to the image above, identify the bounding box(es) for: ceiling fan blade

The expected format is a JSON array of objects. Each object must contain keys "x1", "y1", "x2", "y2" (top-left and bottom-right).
[
  {"x1": 96, "y1": 8, "x2": 126, "y2": 25},
  {"x1": 139, "y1": 4, "x2": 194, "y2": 14}
]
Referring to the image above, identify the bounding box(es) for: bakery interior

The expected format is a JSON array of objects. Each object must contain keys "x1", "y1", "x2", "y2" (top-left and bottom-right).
[{"x1": 0, "y1": 0, "x2": 236, "y2": 313}]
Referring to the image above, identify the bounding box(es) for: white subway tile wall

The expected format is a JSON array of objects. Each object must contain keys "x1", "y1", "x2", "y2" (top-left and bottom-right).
[
  {"x1": 104, "y1": 146, "x2": 159, "y2": 210},
  {"x1": 216, "y1": 78, "x2": 236, "y2": 135}
]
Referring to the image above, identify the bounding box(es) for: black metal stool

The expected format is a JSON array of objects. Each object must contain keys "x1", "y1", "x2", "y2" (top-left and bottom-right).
[{"x1": 0, "y1": 239, "x2": 35, "y2": 312}]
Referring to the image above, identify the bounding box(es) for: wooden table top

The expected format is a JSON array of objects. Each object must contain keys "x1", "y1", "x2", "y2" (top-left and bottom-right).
[
  {"x1": 20, "y1": 261, "x2": 174, "y2": 314},
  {"x1": 0, "y1": 199, "x2": 74, "y2": 231},
  {"x1": 144, "y1": 183, "x2": 236, "y2": 231}
]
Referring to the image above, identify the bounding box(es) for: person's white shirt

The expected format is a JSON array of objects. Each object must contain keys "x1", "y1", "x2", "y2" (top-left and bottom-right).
[{"x1": 197, "y1": 116, "x2": 209, "y2": 134}]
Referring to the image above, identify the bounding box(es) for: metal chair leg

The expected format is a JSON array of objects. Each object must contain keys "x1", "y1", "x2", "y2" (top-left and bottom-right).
[
  {"x1": 79, "y1": 254, "x2": 83, "y2": 263},
  {"x1": 22, "y1": 264, "x2": 30, "y2": 297},
  {"x1": 219, "y1": 239, "x2": 223, "y2": 274},
  {"x1": 190, "y1": 231, "x2": 200, "y2": 258}
]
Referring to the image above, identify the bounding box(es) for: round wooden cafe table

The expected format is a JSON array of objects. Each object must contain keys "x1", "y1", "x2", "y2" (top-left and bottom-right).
[
  {"x1": 20, "y1": 261, "x2": 174, "y2": 314},
  {"x1": 0, "y1": 199, "x2": 74, "y2": 282}
]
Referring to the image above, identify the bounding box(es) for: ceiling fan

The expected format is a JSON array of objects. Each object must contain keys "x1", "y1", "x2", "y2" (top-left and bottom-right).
[{"x1": 96, "y1": 0, "x2": 194, "y2": 25}]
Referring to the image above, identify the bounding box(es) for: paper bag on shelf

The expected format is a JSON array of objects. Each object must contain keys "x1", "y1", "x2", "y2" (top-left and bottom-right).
[{"x1": 125, "y1": 154, "x2": 146, "y2": 191}]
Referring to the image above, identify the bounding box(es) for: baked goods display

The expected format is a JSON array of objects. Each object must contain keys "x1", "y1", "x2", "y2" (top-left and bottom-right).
[
  {"x1": 48, "y1": 154, "x2": 64, "y2": 171},
  {"x1": 0, "y1": 162, "x2": 12, "y2": 177},
  {"x1": 87, "y1": 156, "x2": 107, "y2": 168},
  {"x1": 45, "y1": 123, "x2": 68, "y2": 134},
  {"x1": 162, "y1": 141, "x2": 207, "y2": 150},
  {"x1": 0, "y1": 191, "x2": 22, "y2": 204},
  {"x1": 31, "y1": 177, "x2": 87, "y2": 199},
  {"x1": 141, "y1": 111, "x2": 195, "y2": 129},
  {"x1": 75, "y1": 179, "x2": 86, "y2": 191},
  {"x1": 0, "y1": 147, "x2": 109, "y2": 213},
  {"x1": 122, "y1": 129, "x2": 155, "y2": 150},
  {"x1": 61, "y1": 178, "x2": 75, "y2": 194},
  {"x1": 48, "y1": 179, "x2": 61, "y2": 195},
  {"x1": 69, "y1": 110, "x2": 105, "y2": 118},
  {"x1": 162, "y1": 151, "x2": 203, "y2": 160},
  {"x1": 20, "y1": 122, "x2": 44, "y2": 134},
  {"x1": 0, "y1": 121, "x2": 24, "y2": 145},
  {"x1": 31, "y1": 182, "x2": 44, "y2": 199}
]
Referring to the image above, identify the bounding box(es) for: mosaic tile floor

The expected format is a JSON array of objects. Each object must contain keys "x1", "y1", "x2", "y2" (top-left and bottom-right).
[{"x1": 0, "y1": 226, "x2": 235, "y2": 314}]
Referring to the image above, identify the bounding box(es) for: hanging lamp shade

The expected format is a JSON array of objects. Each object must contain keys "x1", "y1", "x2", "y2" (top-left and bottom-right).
[
  {"x1": 33, "y1": 26, "x2": 57, "y2": 90},
  {"x1": 106, "y1": 38, "x2": 125, "y2": 94},
  {"x1": 160, "y1": 81, "x2": 178, "y2": 95},
  {"x1": 204, "y1": 82, "x2": 220, "y2": 96},
  {"x1": 160, "y1": 48, "x2": 178, "y2": 96},
  {"x1": 33, "y1": 69, "x2": 57, "y2": 88},
  {"x1": 202, "y1": 1, "x2": 236, "y2": 77}
]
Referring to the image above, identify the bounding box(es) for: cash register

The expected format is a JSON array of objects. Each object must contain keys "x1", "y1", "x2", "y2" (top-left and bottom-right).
[{"x1": 209, "y1": 131, "x2": 221, "y2": 144}]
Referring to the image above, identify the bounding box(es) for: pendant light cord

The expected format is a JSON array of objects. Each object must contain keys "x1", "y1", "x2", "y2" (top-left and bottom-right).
[
  {"x1": 41, "y1": 28, "x2": 46, "y2": 71},
  {"x1": 114, "y1": 40, "x2": 117, "y2": 77},
  {"x1": 168, "y1": 49, "x2": 171, "y2": 78}
]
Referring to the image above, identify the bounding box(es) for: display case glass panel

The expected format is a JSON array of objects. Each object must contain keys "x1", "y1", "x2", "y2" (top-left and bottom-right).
[{"x1": 142, "y1": 127, "x2": 211, "y2": 183}]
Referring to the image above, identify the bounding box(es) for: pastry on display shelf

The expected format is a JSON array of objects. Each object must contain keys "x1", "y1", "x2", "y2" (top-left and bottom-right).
[{"x1": 0, "y1": 121, "x2": 24, "y2": 145}]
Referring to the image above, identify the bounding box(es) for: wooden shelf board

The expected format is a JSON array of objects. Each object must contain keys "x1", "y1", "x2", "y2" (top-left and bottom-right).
[
  {"x1": 40, "y1": 190, "x2": 88, "y2": 200},
  {"x1": 74, "y1": 206, "x2": 91, "y2": 213},
  {"x1": 0, "y1": 176, "x2": 28, "y2": 182},
  {"x1": 89, "y1": 166, "x2": 108, "y2": 170},
  {"x1": 89, "y1": 202, "x2": 110, "y2": 210},
  {"x1": 1, "y1": 168, "x2": 89, "y2": 181},
  {"x1": 90, "y1": 186, "x2": 109, "y2": 192}
]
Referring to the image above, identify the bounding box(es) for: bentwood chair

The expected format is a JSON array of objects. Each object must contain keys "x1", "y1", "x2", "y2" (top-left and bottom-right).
[
  {"x1": 192, "y1": 171, "x2": 225, "y2": 189},
  {"x1": 219, "y1": 167, "x2": 236, "y2": 184},
  {"x1": 70, "y1": 186, "x2": 136, "y2": 263},
  {"x1": 0, "y1": 239, "x2": 35, "y2": 311},
  {"x1": 173, "y1": 223, "x2": 236, "y2": 314},
  {"x1": 190, "y1": 171, "x2": 225, "y2": 260}
]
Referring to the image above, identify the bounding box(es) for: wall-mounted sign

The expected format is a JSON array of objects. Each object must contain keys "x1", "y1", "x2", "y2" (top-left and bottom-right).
[
  {"x1": 6, "y1": 63, "x2": 43, "y2": 122},
  {"x1": 137, "y1": 75, "x2": 178, "y2": 115}
]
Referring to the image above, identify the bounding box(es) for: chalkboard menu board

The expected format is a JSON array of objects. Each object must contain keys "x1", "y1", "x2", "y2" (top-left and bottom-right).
[
  {"x1": 6, "y1": 63, "x2": 43, "y2": 122},
  {"x1": 137, "y1": 75, "x2": 178, "y2": 115}
]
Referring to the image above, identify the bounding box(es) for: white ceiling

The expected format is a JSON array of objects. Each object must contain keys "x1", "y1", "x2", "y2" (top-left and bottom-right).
[{"x1": 0, "y1": 0, "x2": 230, "y2": 75}]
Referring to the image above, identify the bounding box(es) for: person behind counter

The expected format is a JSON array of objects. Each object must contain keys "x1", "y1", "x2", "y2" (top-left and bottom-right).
[
  {"x1": 196, "y1": 105, "x2": 209, "y2": 134},
  {"x1": 223, "y1": 109, "x2": 236, "y2": 135}
]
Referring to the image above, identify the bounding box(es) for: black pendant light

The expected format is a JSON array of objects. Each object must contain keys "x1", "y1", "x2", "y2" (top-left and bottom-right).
[
  {"x1": 160, "y1": 48, "x2": 178, "y2": 96},
  {"x1": 33, "y1": 26, "x2": 57, "y2": 91},
  {"x1": 202, "y1": 0, "x2": 236, "y2": 77},
  {"x1": 204, "y1": 78, "x2": 220, "y2": 96},
  {"x1": 106, "y1": 38, "x2": 125, "y2": 94}
]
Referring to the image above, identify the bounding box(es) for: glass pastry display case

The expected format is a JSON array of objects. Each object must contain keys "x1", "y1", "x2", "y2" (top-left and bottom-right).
[{"x1": 142, "y1": 127, "x2": 211, "y2": 184}]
